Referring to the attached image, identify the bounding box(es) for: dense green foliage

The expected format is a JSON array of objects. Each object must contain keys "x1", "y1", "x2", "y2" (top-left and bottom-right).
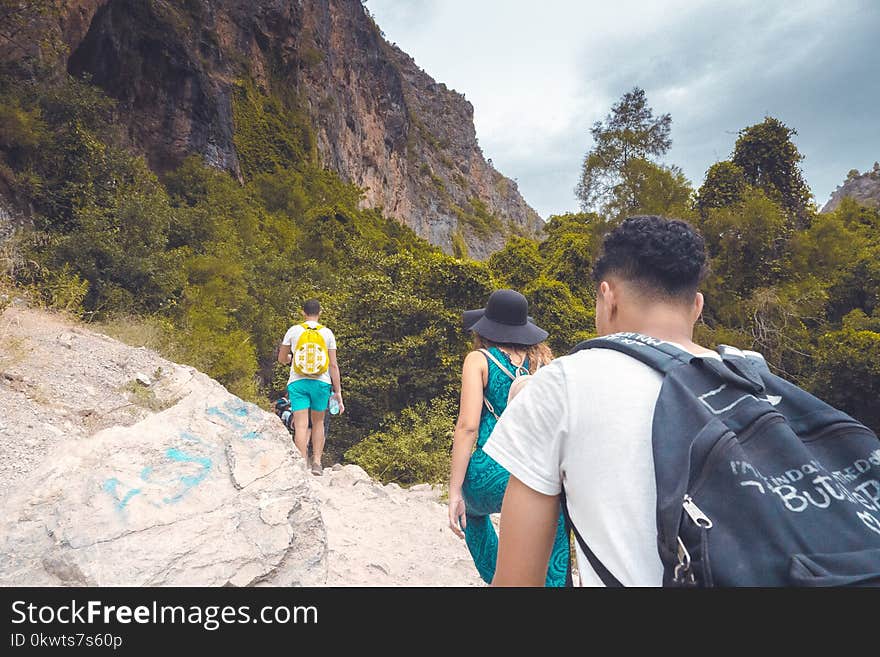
[
  {"x1": 344, "y1": 399, "x2": 456, "y2": 485},
  {"x1": 1, "y1": 71, "x2": 878, "y2": 484}
]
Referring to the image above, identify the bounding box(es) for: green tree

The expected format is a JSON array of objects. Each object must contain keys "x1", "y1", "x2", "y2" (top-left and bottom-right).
[
  {"x1": 696, "y1": 161, "x2": 748, "y2": 212},
  {"x1": 810, "y1": 329, "x2": 880, "y2": 433},
  {"x1": 731, "y1": 117, "x2": 812, "y2": 225},
  {"x1": 826, "y1": 245, "x2": 880, "y2": 323},
  {"x1": 699, "y1": 187, "x2": 788, "y2": 299},
  {"x1": 605, "y1": 157, "x2": 694, "y2": 220},
  {"x1": 488, "y1": 235, "x2": 543, "y2": 291},
  {"x1": 540, "y1": 212, "x2": 604, "y2": 301},
  {"x1": 575, "y1": 87, "x2": 672, "y2": 214},
  {"x1": 741, "y1": 280, "x2": 826, "y2": 383},
  {"x1": 524, "y1": 276, "x2": 595, "y2": 355},
  {"x1": 841, "y1": 308, "x2": 880, "y2": 333},
  {"x1": 791, "y1": 200, "x2": 869, "y2": 282}
]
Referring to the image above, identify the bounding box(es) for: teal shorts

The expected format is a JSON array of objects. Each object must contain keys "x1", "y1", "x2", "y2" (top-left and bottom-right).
[{"x1": 287, "y1": 379, "x2": 332, "y2": 412}]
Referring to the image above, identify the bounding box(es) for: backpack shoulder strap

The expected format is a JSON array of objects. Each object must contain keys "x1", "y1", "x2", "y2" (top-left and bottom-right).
[
  {"x1": 479, "y1": 348, "x2": 516, "y2": 381},
  {"x1": 478, "y1": 349, "x2": 515, "y2": 420},
  {"x1": 568, "y1": 332, "x2": 697, "y2": 375},
  {"x1": 570, "y1": 333, "x2": 767, "y2": 394},
  {"x1": 561, "y1": 485, "x2": 623, "y2": 587}
]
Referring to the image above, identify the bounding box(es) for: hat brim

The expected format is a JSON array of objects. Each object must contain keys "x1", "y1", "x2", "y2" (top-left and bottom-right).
[
  {"x1": 463, "y1": 309, "x2": 535, "y2": 331},
  {"x1": 462, "y1": 309, "x2": 485, "y2": 330},
  {"x1": 469, "y1": 316, "x2": 548, "y2": 346}
]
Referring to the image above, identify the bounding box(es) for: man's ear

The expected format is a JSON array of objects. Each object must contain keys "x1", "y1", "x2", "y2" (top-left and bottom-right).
[
  {"x1": 693, "y1": 291, "x2": 705, "y2": 322},
  {"x1": 601, "y1": 281, "x2": 617, "y2": 311},
  {"x1": 600, "y1": 280, "x2": 618, "y2": 323}
]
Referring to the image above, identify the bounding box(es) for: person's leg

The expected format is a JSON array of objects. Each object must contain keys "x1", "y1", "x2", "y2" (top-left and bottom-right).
[
  {"x1": 545, "y1": 510, "x2": 570, "y2": 587},
  {"x1": 462, "y1": 451, "x2": 510, "y2": 584},
  {"x1": 287, "y1": 382, "x2": 312, "y2": 461},
  {"x1": 307, "y1": 382, "x2": 332, "y2": 470},
  {"x1": 463, "y1": 513, "x2": 497, "y2": 584},
  {"x1": 309, "y1": 409, "x2": 326, "y2": 469},
  {"x1": 292, "y1": 410, "x2": 310, "y2": 460}
]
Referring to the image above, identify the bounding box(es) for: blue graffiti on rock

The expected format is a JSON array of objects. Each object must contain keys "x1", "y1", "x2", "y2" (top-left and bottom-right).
[
  {"x1": 206, "y1": 398, "x2": 262, "y2": 440},
  {"x1": 102, "y1": 478, "x2": 142, "y2": 510},
  {"x1": 103, "y1": 435, "x2": 214, "y2": 511},
  {"x1": 159, "y1": 447, "x2": 212, "y2": 504}
]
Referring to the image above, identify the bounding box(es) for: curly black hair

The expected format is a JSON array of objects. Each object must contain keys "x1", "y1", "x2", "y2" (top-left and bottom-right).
[{"x1": 592, "y1": 215, "x2": 708, "y2": 300}]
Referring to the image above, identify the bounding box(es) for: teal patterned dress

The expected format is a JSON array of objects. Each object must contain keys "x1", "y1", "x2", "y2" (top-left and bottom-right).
[{"x1": 461, "y1": 347, "x2": 569, "y2": 586}]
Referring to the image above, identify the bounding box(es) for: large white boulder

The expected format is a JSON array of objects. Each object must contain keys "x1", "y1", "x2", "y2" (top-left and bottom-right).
[{"x1": 0, "y1": 370, "x2": 327, "y2": 586}]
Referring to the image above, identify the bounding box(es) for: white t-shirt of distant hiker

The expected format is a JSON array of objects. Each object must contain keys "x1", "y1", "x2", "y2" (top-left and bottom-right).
[
  {"x1": 483, "y1": 344, "x2": 722, "y2": 587},
  {"x1": 282, "y1": 321, "x2": 337, "y2": 386}
]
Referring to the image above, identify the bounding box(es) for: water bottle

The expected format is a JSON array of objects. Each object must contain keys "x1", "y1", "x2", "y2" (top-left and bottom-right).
[{"x1": 328, "y1": 395, "x2": 340, "y2": 416}]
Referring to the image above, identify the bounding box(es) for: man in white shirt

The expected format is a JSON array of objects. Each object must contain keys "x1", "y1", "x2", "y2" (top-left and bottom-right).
[
  {"x1": 484, "y1": 215, "x2": 719, "y2": 586},
  {"x1": 278, "y1": 299, "x2": 344, "y2": 475}
]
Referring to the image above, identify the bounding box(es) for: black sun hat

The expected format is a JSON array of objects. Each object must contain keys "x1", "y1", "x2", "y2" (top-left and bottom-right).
[
  {"x1": 462, "y1": 308, "x2": 535, "y2": 330},
  {"x1": 463, "y1": 289, "x2": 548, "y2": 345}
]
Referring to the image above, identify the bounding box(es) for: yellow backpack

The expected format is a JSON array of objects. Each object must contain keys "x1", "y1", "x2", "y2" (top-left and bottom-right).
[{"x1": 292, "y1": 323, "x2": 329, "y2": 376}]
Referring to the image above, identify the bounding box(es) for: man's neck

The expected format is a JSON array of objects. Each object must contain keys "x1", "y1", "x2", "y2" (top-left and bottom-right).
[
  {"x1": 303, "y1": 317, "x2": 320, "y2": 324},
  {"x1": 616, "y1": 310, "x2": 711, "y2": 356}
]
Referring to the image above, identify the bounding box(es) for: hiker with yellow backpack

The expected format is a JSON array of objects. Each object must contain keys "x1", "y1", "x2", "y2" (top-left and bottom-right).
[{"x1": 277, "y1": 299, "x2": 344, "y2": 475}]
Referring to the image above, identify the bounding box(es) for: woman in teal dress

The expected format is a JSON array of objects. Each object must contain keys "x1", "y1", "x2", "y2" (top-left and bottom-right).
[{"x1": 448, "y1": 289, "x2": 569, "y2": 586}]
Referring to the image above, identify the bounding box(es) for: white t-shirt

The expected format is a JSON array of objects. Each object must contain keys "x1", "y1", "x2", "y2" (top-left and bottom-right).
[
  {"x1": 483, "y1": 344, "x2": 721, "y2": 587},
  {"x1": 282, "y1": 321, "x2": 337, "y2": 385}
]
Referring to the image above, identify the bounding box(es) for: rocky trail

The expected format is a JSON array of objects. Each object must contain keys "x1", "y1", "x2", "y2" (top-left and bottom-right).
[
  {"x1": 0, "y1": 305, "x2": 481, "y2": 586},
  {"x1": 313, "y1": 465, "x2": 481, "y2": 586}
]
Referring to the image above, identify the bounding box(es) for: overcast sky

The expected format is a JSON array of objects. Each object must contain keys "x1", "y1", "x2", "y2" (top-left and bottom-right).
[{"x1": 365, "y1": 0, "x2": 879, "y2": 219}]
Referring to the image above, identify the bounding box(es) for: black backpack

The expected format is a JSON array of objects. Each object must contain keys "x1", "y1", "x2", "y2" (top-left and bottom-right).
[{"x1": 564, "y1": 332, "x2": 880, "y2": 587}]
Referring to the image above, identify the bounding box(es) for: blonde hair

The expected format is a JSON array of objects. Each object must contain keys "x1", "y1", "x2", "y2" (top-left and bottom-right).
[{"x1": 472, "y1": 333, "x2": 553, "y2": 374}]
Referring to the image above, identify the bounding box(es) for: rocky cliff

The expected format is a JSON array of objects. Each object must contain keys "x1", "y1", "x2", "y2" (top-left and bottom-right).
[
  {"x1": 5, "y1": 0, "x2": 541, "y2": 258},
  {"x1": 822, "y1": 163, "x2": 880, "y2": 213}
]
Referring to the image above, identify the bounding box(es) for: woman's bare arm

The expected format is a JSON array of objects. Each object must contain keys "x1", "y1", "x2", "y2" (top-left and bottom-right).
[{"x1": 448, "y1": 350, "x2": 487, "y2": 538}]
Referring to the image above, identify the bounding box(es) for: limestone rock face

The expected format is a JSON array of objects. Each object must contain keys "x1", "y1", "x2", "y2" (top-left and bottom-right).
[
  {"x1": 0, "y1": 310, "x2": 327, "y2": 587},
  {"x1": 31, "y1": 0, "x2": 542, "y2": 258},
  {"x1": 822, "y1": 164, "x2": 880, "y2": 213}
]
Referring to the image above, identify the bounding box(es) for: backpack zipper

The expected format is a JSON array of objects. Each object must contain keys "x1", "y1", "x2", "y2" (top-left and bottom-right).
[
  {"x1": 675, "y1": 496, "x2": 713, "y2": 586},
  {"x1": 682, "y1": 495, "x2": 713, "y2": 528}
]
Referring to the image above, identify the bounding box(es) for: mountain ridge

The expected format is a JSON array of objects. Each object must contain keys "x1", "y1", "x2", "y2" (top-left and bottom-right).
[
  {"x1": 822, "y1": 163, "x2": 880, "y2": 213},
  {"x1": 3, "y1": 0, "x2": 542, "y2": 258}
]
